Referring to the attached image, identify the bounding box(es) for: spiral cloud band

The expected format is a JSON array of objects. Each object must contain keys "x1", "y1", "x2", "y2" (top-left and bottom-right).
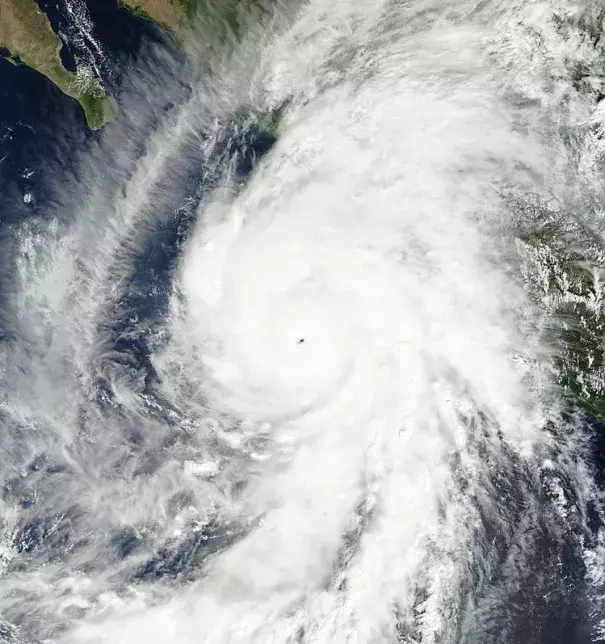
[
  {"x1": 78, "y1": 0, "x2": 595, "y2": 640},
  {"x1": 2, "y1": 0, "x2": 605, "y2": 643},
  {"x1": 163, "y1": 8, "x2": 549, "y2": 640}
]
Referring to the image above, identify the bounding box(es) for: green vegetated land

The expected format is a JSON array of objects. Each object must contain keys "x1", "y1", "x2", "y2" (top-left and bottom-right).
[
  {"x1": 514, "y1": 195, "x2": 605, "y2": 423},
  {"x1": 0, "y1": 0, "x2": 116, "y2": 129}
]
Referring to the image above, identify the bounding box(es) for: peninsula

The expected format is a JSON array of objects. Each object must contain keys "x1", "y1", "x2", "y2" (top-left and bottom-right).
[{"x1": 0, "y1": 0, "x2": 117, "y2": 130}]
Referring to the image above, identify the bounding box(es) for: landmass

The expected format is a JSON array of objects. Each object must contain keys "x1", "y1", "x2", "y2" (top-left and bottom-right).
[
  {"x1": 0, "y1": 0, "x2": 265, "y2": 131},
  {"x1": 0, "y1": 0, "x2": 117, "y2": 130},
  {"x1": 515, "y1": 199, "x2": 605, "y2": 423},
  {"x1": 119, "y1": 0, "x2": 184, "y2": 37},
  {"x1": 119, "y1": 0, "x2": 263, "y2": 46}
]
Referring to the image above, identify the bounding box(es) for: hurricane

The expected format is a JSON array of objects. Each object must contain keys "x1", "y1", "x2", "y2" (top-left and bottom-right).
[{"x1": 2, "y1": 0, "x2": 605, "y2": 642}]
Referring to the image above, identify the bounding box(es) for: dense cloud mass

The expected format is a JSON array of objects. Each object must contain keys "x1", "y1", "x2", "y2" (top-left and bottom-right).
[{"x1": 2, "y1": 1, "x2": 605, "y2": 643}]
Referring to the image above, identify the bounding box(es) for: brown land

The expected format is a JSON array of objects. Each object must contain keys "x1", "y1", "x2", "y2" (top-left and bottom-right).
[
  {"x1": 119, "y1": 0, "x2": 267, "y2": 45},
  {"x1": 0, "y1": 0, "x2": 116, "y2": 129},
  {"x1": 119, "y1": 0, "x2": 183, "y2": 35}
]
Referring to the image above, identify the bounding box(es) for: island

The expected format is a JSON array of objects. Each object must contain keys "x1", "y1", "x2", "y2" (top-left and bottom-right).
[{"x1": 0, "y1": 0, "x2": 117, "y2": 130}]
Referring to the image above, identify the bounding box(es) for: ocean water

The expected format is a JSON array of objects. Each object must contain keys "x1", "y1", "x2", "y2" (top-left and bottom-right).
[{"x1": 1, "y1": 1, "x2": 605, "y2": 643}]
